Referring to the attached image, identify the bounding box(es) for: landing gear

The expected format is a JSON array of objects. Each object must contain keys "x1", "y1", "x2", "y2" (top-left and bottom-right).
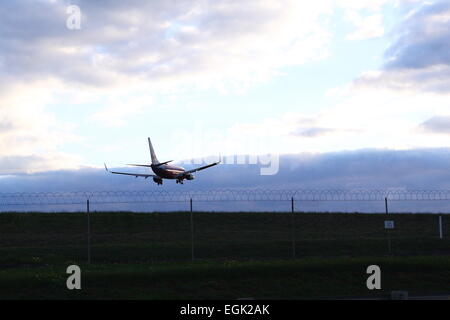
[{"x1": 176, "y1": 179, "x2": 184, "y2": 184}]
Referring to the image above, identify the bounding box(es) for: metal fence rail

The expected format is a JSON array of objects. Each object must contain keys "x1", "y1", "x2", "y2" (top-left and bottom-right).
[{"x1": 2, "y1": 189, "x2": 450, "y2": 205}]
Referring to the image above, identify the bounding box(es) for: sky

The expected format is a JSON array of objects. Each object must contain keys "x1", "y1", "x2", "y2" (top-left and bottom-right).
[{"x1": 2, "y1": 0, "x2": 450, "y2": 195}]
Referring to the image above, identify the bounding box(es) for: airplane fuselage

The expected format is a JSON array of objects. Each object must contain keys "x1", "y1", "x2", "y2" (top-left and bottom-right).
[
  {"x1": 151, "y1": 164, "x2": 194, "y2": 185},
  {"x1": 152, "y1": 164, "x2": 186, "y2": 179}
]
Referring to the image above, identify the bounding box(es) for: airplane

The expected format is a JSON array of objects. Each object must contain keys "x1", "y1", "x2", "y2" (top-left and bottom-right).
[{"x1": 104, "y1": 137, "x2": 220, "y2": 185}]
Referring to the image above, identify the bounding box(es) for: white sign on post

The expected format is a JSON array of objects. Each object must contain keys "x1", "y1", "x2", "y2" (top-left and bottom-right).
[{"x1": 384, "y1": 220, "x2": 395, "y2": 229}]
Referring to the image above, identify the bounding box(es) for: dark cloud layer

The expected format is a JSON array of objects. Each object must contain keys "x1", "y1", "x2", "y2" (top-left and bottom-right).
[
  {"x1": 2, "y1": 148, "x2": 450, "y2": 213},
  {"x1": 3, "y1": 148, "x2": 450, "y2": 191}
]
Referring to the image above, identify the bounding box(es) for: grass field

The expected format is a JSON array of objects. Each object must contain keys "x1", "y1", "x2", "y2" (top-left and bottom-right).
[{"x1": 0, "y1": 211, "x2": 448, "y2": 299}]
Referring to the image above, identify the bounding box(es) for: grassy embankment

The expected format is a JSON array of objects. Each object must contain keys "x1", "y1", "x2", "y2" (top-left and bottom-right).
[{"x1": 0, "y1": 211, "x2": 448, "y2": 299}]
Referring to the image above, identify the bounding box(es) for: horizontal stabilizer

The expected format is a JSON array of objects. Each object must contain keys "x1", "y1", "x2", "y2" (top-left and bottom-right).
[
  {"x1": 127, "y1": 164, "x2": 153, "y2": 167},
  {"x1": 127, "y1": 160, "x2": 173, "y2": 167},
  {"x1": 152, "y1": 160, "x2": 173, "y2": 167}
]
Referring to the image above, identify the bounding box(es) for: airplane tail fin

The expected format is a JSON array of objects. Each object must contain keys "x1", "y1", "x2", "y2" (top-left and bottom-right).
[{"x1": 148, "y1": 137, "x2": 159, "y2": 165}]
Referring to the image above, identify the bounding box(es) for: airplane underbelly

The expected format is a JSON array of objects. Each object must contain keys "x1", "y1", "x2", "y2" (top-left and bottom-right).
[
  {"x1": 154, "y1": 167, "x2": 183, "y2": 179},
  {"x1": 161, "y1": 172, "x2": 176, "y2": 179}
]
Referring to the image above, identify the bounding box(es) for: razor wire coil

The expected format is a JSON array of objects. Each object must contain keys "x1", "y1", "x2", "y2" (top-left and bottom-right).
[{"x1": 1, "y1": 189, "x2": 450, "y2": 205}]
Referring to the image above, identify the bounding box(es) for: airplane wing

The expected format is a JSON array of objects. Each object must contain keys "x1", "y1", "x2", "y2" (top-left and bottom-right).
[
  {"x1": 104, "y1": 163, "x2": 156, "y2": 179},
  {"x1": 184, "y1": 160, "x2": 221, "y2": 174}
]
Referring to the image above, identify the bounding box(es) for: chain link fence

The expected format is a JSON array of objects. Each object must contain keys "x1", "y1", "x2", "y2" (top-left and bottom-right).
[{"x1": 0, "y1": 189, "x2": 448, "y2": 267}]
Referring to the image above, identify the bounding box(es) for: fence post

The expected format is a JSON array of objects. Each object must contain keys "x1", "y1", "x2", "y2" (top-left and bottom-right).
[
  {"x1": 438, "y1": 215, "x2": 443, "y2": 240},
  {"x1": 87, "y1": 199, "x2": 91, "y2": 264},
  {"x1": 385, "y1": 197, "x2": 392, "y2": 255},
  {"x1": 190, "y1": 198, "x2": 194, "y2": 261},
  {"x1": 291, "y1": 197, "x2": 296, "y2": 259}
]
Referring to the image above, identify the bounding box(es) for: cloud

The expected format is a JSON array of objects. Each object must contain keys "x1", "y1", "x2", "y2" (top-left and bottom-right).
[
  {"x1": 89, "y1": 94, "x2": 154, "y2": 127},
  {"x1": 353, "y1": 0, "x2": 450, "y2": 93},
  {"x1": 353, "y1": 65, "x2": 450, "y2": 93},
  {"x1": 0, "y1": 154, "x2": 82, "y2": 175},
  {"x1": 0, "y1": 0, "x2": 334, "y2": 90},
  {"x1": 290, "y1": 126, "x2": 361, "y2": 138},
  {"x1": 335, "y1": 0, "x2": 387, "y2": 41},
  {"x1": 0, "y1": 119, "x2": 15, "y2": 133},
  {"x1": 336, "y1": 0, "x2": 390, "y2": 11},
  {"x1": 0, "y1": 80, "x2": 82, "y2": 173},
  {"x1": 385, "y1": 0, "x2": 450, "y2": 70},
  {"x1": 291, "y1": 127, "x2": 339, "y2": 137},
  {"x1": 345, "y1": 11, "x2": 385, "y2": 40},
  {"x1": 420, "y1": 115, "x2": 450, "y2": 134},
  {"x1": 289, "y1": 116, "x2": 361, "y2": 138}
]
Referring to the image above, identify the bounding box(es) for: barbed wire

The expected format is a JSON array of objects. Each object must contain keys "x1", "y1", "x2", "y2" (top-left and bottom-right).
[{"x1": 1, "y1": 189, "x2": 450, "y2": 205}]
